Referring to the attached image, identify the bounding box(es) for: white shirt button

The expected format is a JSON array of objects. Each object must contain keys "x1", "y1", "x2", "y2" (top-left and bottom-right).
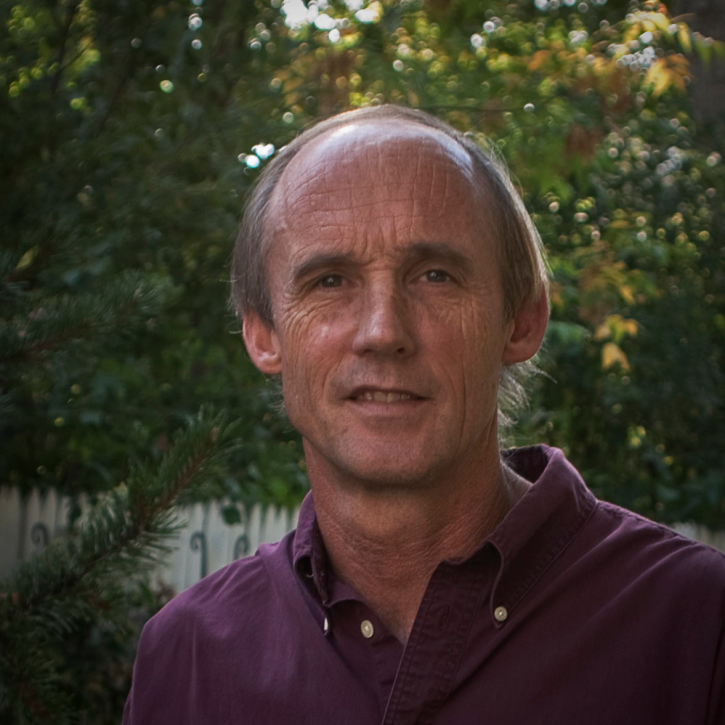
[
  {"x1": 323, "y1": 617, "x2": 329, "y2": 633},
  {"x1": 360, "y1": 619, "x2": 375, "y2": 638},
  {"x1": 494, "y1": 606, "x2": 508, "y2": 622}
]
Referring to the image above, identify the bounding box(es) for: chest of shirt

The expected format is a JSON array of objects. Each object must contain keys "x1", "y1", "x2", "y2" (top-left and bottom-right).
[{"x1": 160, "y1": 553, "x2": 716, "y2": 725}]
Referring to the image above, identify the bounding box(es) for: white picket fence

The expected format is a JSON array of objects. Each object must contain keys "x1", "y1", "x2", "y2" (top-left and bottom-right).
[
  {"x1": 1, "y1": 487, "x2": 724, "y2": 595},
  {"x1": 0, "y1": 487, "x2": 300, "y2": 594}
]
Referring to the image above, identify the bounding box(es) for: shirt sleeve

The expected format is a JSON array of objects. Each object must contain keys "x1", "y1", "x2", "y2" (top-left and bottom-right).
[
  {"x1": 122, "y1": 618, "x2": 164, "y2": 725},
  {"x1": 121, "y1": 605, "x2": 192, "y2": 725},
  {"x1": 707, "y1": 614, "x2": 725, "y2": 725}
]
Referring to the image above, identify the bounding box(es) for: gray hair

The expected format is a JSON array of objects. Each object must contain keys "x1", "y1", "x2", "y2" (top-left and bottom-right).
[{"x1": 230, "y1": 105, "x2": 549, "y2": 429}]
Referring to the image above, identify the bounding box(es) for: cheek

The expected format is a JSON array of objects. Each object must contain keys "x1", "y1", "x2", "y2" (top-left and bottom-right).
[
  {"x1": 277, "y1": 310, "x2": 351, "y2": 402},
  {"x1": 421, "y1": 301, "x2": 504, "y2": 392},
  {"x1": 422, "y1": 291, "x2": 503, "y2": 351}
]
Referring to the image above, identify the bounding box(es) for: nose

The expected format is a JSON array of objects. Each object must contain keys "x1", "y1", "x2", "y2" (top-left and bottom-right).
[{"x1": 352, "y1": 282, "x2": 415, "y2": 357}]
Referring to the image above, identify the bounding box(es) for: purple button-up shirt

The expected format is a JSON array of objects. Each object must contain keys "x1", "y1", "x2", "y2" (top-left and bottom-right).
[{"x1": 123, "y1": 446, "x2": 725, "y2": 724}]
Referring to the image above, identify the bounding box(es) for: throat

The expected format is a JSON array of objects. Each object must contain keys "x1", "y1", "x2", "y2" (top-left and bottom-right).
[{"x1": 310, "y1": 455, "x2": 529, "y2": 644}]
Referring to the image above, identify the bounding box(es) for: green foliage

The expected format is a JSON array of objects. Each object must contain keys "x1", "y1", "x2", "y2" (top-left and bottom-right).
[
  {"x1": 0, "y1": 409, "x2": 237, "y2": 723},
  {"x1": 1, "y1": 0, "x2": 307, "y2": 508}
]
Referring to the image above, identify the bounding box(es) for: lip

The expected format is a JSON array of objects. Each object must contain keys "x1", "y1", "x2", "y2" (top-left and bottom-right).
[{"x1": 347, "y1": 386, "x2": 427, "y2": 403}]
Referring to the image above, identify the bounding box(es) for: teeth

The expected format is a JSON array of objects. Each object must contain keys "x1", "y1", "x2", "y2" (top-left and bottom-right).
[{"x1": 360, "y1": 391, "x2": 413, "y2": 403}]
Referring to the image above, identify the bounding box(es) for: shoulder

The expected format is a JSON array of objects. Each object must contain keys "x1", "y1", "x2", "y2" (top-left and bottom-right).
[
  {"x1": 141, "y1": 529, "x2": 298, "y2": 647},
  {"x1": 587, "y1": 499, "x2": 725, "y2": 592},
  {"x1": 123, "y1": 531, "x2": 313, "y2": 725}
]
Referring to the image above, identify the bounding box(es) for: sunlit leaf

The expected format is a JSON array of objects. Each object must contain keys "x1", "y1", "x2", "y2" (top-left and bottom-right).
[
  {"x1": 528, "y1": 50, "x2": 551, "y2": 72},
  {"x1": 15, "y1": 246, "x2": 39, "y2": 270},
  {"x1": 677, "y1": 24, "x2": 692, "y2": 53},
  {"x1": 696, "y1": 38, "x2": 712, "y2": 66},
  {"x1": 602, "y1": 342, "x2": 630, "y2": 371},
  {"x1": 619, "y1": 285, "x2": 635, "y2": 305},
  {"x1": 645, "y1": 55, "x2": 692, "y2": 96},
  {"x1": 594, "y1": 322, "x2": 611, "y2": 341}
]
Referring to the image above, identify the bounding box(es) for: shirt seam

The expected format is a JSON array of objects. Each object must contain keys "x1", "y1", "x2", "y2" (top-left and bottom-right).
[{"x1": 597, "y1": 500, "x2": 725, "y2": 559}]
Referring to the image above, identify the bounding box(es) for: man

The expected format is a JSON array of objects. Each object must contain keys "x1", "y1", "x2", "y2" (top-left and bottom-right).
[{"x1": 123, "y1": 106, "x2": 725, "y2": 725}]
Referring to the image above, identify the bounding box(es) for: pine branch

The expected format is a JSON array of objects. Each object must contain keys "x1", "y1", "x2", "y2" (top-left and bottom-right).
[
  {"x1": 0, "y1": 271, "x2": 174, "y2": 365},
  {"x1": 0, "y1": 408, "x2": 239, "y2": 723}
]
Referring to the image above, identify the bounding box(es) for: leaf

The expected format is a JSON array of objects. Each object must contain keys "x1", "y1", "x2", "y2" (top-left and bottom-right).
[
  {"x1": 15, "y1": 246, "x2": 39, "y2": 271},
  {"x1": 645, "y1": 55, "x2": 692, "y2": 96},
  {"x1": 696, "y1": 38, "x2": 712, "y2": 66},
  {"x1": 619, "y1": 285, "x2": 635, "y2": 305},
  {"x1": 677, "y1": 24, "x2": 692, "y2": 54},
  {"x1": 649, "y1": 12, "x2": 671, "y2": 32},
  {"x1": 594, "y1": 322, "x2": 611, "y2": 341},
  {"x1": 528, "y1": 50, "x2": 551, "y2": 72},
  {"x1": 602, "y1": 342, "x2": 630, "y2": 371},
  {"x1": 624, "y1": 23, "x2": 642, "y2": 43},
  {"x1": 595, "y1": 315, "x2": 638, "y2": 343},
  {"x1": 646, "y1": 58, "x2": 670, "y2": 97}
]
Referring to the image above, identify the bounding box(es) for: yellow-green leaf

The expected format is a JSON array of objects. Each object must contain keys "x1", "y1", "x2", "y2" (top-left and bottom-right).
[
  {"x1": 595, "y1": 322, "x2": 612, "y2": 341},
  {"x1": 650, "y1": 12, "x2": 671, "y2": 32},
  {"x1": 619, "y1": 285, "x2": 635, "y2": 305},
  {"x1": 602, "y1": 342, "x2": 630, "y2": 371},
  {"x1": 15, "y1": 246, "x2": 39, "y2": 270},
  {"x1": 678, "y1": 24, "x2": 692, "y2": 54}
]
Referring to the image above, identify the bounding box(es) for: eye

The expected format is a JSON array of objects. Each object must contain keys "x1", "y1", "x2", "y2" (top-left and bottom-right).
[
  {"x1": 317, "y1": 274, "x2": 343, "y2": 288},
  {"x1": 422, "y1": 269, "x2": 451, "y2": 283}
]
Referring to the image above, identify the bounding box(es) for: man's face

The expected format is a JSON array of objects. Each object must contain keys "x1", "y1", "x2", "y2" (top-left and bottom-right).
[{"x1": 248, "y1": 121, "x2": 520, "y2": 489}]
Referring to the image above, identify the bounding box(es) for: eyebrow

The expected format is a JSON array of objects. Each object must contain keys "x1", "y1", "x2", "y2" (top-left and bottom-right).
[
  {"x1": 291, "y1": 252, "x2": 357, "y2": 285},
  {"x1": 289, "y1": 241, "x2": 475, "y2": 285},
  {"x1": 403, "y1": 241, "x2": 474, "y2": 274}
]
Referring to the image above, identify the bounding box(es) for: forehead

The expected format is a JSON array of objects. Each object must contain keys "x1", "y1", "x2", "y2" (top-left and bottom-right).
[{"x1": 266, "y1": 121, "x2": 489, "y2": 249}]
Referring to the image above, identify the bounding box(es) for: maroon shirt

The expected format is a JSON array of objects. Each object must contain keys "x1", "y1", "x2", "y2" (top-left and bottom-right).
[{"x1": 123, "y1": 446, "x2": 725, "y2": 724}]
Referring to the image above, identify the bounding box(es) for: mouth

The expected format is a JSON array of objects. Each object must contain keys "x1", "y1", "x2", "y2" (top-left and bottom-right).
[{"x1": 349, "y1": 388, "x2": 425, "y2": 403}]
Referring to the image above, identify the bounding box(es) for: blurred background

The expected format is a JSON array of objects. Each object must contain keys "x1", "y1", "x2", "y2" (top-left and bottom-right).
[{"x1": 1, "y1": 0, "x2": 723, "y2": 721}]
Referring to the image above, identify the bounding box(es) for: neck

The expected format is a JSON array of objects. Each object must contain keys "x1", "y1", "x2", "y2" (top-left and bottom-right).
[{"x1": 306, "y1": 440, "x2": 530, "y2": 643}]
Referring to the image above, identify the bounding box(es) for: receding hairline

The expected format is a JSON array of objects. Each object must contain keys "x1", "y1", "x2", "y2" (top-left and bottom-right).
[
  {"x1": 279, "y1": 117, "x2": 477, "y2": 179},
  {"x1": 262, "y1": 117, "x2": 496, "y2": 264}
]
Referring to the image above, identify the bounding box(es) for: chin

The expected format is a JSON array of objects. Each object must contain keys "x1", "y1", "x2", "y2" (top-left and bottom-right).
[{"x1": 331, "y1": 450, "x2": 447, "y2": 490}]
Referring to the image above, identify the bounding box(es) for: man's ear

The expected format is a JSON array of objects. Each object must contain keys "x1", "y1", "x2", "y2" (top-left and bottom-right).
[
  {"x1": 242, "y1": 312, "x2": 282, "y2": 375},
  {"x1": 502, "y1": 290, "x2": 549, "y2": 365}
]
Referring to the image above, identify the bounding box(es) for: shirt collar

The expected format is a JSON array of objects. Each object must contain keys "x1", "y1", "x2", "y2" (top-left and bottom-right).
[
  {"x1": 486, "y1": 445, "x2": 597, "y2": 621},
  {"x1": 293, "y1": 491, "x2": 333, "y2": 604},
  {"x1": 292, "y1": 446, "x2": 597, "y2": 618}
]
